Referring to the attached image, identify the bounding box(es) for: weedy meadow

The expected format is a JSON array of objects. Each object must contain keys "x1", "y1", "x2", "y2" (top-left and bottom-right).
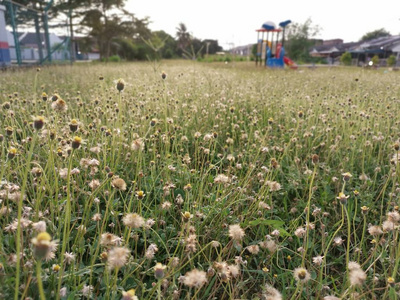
[{"x1": 0, "y1": 61, "x2": 399, "y2": 299}]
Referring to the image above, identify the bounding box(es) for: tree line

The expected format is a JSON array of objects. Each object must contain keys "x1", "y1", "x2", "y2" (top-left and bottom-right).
[{"x1": 5, "y1": 0, "x2": 223, "y2": 61}]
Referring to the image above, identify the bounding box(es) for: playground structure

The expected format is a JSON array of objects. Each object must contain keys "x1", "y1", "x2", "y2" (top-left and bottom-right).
[
  {"x1": 0, "y1": 0, "x2": 73, "y2": 66},
  {"x1": 256, "y1": 20, "x2": 297, "y2": 69}
]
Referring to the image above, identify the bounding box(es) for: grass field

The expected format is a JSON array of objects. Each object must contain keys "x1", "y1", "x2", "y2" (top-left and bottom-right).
[{"x1": 0, "y1": 61, "x2": 400, "y2": 299}]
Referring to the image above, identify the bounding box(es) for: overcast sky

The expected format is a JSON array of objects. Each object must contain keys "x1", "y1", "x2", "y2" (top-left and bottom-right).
[{"x1": 126, "y1": 0, "x2": 400, "y2": 49}]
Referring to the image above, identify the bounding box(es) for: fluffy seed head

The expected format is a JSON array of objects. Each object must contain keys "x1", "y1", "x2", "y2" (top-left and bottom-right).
[
  {"x1": 228, "y1": 224, "x2": 245, "y2": 241},
  {"x1": 182, "y1": 269, "x2": 208, "y2": 288},
  {"x1": 293, "y1": 267, "x2": 311, "y2": 283}
]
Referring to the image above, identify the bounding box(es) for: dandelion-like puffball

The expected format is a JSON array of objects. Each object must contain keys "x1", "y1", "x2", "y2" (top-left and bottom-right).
[
  {"x1": 262, "y1": 284, "x2": 282, "y2": 300},
  {"x1": 122, "y1": 213, "x2": 145, "y2": 229},
  {"x1": 111, "y1": 177, "x2": 127, "y2": 191},
  {"x1": 182, "y1": 269, "x2": 208, "y2": 288},
  {"x1": 228, "y1": 224, "x2": 245, "y2": 242},
  {"x1": 293, "y1": 267, "x2": 311, "y2": 283},
  {"x1": 107, "y1": 247, "x2": 130, "y2": 270}
]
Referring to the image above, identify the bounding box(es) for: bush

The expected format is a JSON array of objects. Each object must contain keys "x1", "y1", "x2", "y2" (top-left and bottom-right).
[
  {"x1": 371, "y1": 55, "x2": 379, "y2": 66},
  {"x1": 340, "y1": 52, "x2": 352, "y2": 66},
  {"x1": 387, "y1": 55, "x2": 397, "y2": 67},
  {"x1": 108, "y1": 55, "x2": 121, "y2": 62}
]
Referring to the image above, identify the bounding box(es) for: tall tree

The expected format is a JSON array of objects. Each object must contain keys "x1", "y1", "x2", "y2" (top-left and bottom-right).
[
  {"x1": 286, "y1": 18, "x2": 320, "y2": 62},
  {"x1": 360, "y1": 28, "x2": 391, "y2": 41},
  {"x1": 176, "y1": 23, "x2": 191, "y2": 51},
  {"x1": 62, "y1": 0, "x2": 151, "y2": 60}
]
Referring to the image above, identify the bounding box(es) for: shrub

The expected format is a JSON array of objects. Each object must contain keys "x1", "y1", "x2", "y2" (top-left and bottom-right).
[
  {"x1": 108, "y1": 55, "x2": 121, "y2": 62},
  {"x1": 371, "y1": 55, "x2": 379, "y2": 66},
  {"x1": 387, "y1": 55, "x2": 397, "y2": 67},
  {"x1": 340, "y1": 52, "x2": 352, "y2": 66}
]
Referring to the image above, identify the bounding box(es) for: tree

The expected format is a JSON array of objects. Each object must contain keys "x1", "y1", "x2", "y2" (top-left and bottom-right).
[
  {"x1": 360, "y1": 28, "x2": 390, "y2": 41},
  {"x1": 285, "y1": 18, "x2": 320, "y2": 62},
  {"x1": 54, "y1": 0, "x2": 151, "y2": 60},
  {"x1": 176, "y1": 23, "x2": 191, "y2": 53},
  {"x1": 4, "y1": 0, "x2": 49, "y2": 27},
  {"x1": 202, "y1": 39, "x2": 223, "y2": 55},
  {"x1": 152, "y1": 31, "x2": 178, "y2": 59},
  {"x1": 340, "y1": 52, "x2": 352, "y2": 66},
  {"x1": 387, "y1": 55, "x2": 397, "y2": 67}
]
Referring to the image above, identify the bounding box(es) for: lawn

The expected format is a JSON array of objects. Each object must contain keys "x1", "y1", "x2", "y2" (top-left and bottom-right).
[{"x1": 0, "y1": 61, "x2": 399, "y2": 299}]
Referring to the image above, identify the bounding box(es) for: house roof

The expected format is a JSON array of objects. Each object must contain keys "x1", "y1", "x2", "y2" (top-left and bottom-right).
[
  {"x1": 19, "y1": 32, "x2": 44, "y2": 46},
  {"x1": 310, "y1": 36, "x2": 400, "y2": 55},
  {"x1": 357, "y1": 35, "x2": 400, "y2": 51},
  {"x1": 311, "y1": 41, "x2": 362, "y2": 54}
]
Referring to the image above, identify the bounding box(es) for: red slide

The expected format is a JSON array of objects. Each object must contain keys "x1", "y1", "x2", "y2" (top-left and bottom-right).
[{"x1": 283, "y1": 56, "x2": 298, "y2": 69}]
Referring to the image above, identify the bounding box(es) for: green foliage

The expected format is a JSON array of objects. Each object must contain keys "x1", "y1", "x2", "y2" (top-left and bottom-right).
[
  {"x1": 1, "y1": 62, "x2": 400, "y2": 299},
  {"x1": 387, "y1": 55, "x2": 397, "y2": 67},
  {"x1": 360, "y1": 28, "x2": 391, "y2": 41},
  {"x1": 371, "y1": 55, "x2": 380, "y2": 66},
  {"x1": 107, "y1": 55, "x2": 121, "y2": 62},
  {"x1": 340, "y1": 52, "x2": 352, "y2": 66},
  {"x1": 286, "y1": 18, "x2": 320, "y2": 62}
]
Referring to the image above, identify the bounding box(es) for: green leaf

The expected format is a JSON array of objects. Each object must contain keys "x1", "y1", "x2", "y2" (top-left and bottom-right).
[{"x1": 248, "y1": 219, "x2": 285, "y2": 227}]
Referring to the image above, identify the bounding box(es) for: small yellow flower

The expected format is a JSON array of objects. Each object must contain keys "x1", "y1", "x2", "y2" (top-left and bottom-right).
[
  {"x1": 136, "y1": 190, "x2": 145, "y2": 199},
  {"x1": 122, "y1": 289, "x2": 137, "y2": 300},
  {"x1": 36, "y1": 232, "x2": 52, "y2": 242},
  {"x1": 8, "y1": 147, "x2": 17, "y2": 159},
  {"x1": 337, "y1": 192, "x2": 350, "y2": 204},
  {"x1": 52, "y1": 264, "x2": 61, "y2": 272},
  {"x1": 361, "y1": 206, "x2": 369, "y2": 214},
  {"x1": 182, "y1": 211, "x2": 193, "y2": 222},
  {"x1": 388, "y1": 277, "x2": 395, "y2": 287},
  {"x1": 342, "y1": 172, "x2": 352, "y2": 181},
  {"x1": 71, "y1": 136, "x2": 82, "y2": 149}
]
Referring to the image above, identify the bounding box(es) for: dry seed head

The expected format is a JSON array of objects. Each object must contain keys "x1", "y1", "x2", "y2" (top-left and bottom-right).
[
  {"x1": 154, "y1": 262, "x2": 167, "y2": 280},
  {"x1": 342, "y1": 172, "x2": 352, "y2": 181},
  {"x1": 122, "y1": 213, "x2": 144, "y2": 228},
  {"x1": 5, "y1": 126, "x2": 13, "y2": 136},
  {"x1": 33, "y1": 116, "x2": 45, "y2": 130},
  {"x1": 116, "y1": 78, "x2": 125, "y2": 92},
  {"x1": 112, "y1": 177, "x2": 127, "y2": 191},
  {"x1": 107, "y1": 247, "x2": 130, "y2": 270},
  {"x1": 69, "y1": 119, "x2": 79, "y2": 132},
  {"x1": 228, "y1": 224, "x2": 245, "y2": 241},
  {"x1": 182, "y1": 269, "x2": 208, "y2": 288}
]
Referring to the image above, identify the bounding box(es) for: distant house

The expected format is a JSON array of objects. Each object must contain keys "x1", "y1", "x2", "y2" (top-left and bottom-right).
[
  {"x1": 230, "y1": 44, "x2": 253, "y2": 56},
  {"x1": 310, "y1": 39, "x2": 363, "y2": 64},
  {"x1": 7, "y1": 30, "x2": 100, "y2": 62},
  {"x1": 310, "y1": 36, "x2": 400, "y2": 65},
  {"x1": 7, "y1": 31, "x2": 69, "y2": 62}
]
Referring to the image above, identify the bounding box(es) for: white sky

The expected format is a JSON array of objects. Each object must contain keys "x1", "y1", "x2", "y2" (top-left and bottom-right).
[{"x1": 126, "y1": 0, "x2": 400, "y2": 50}]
